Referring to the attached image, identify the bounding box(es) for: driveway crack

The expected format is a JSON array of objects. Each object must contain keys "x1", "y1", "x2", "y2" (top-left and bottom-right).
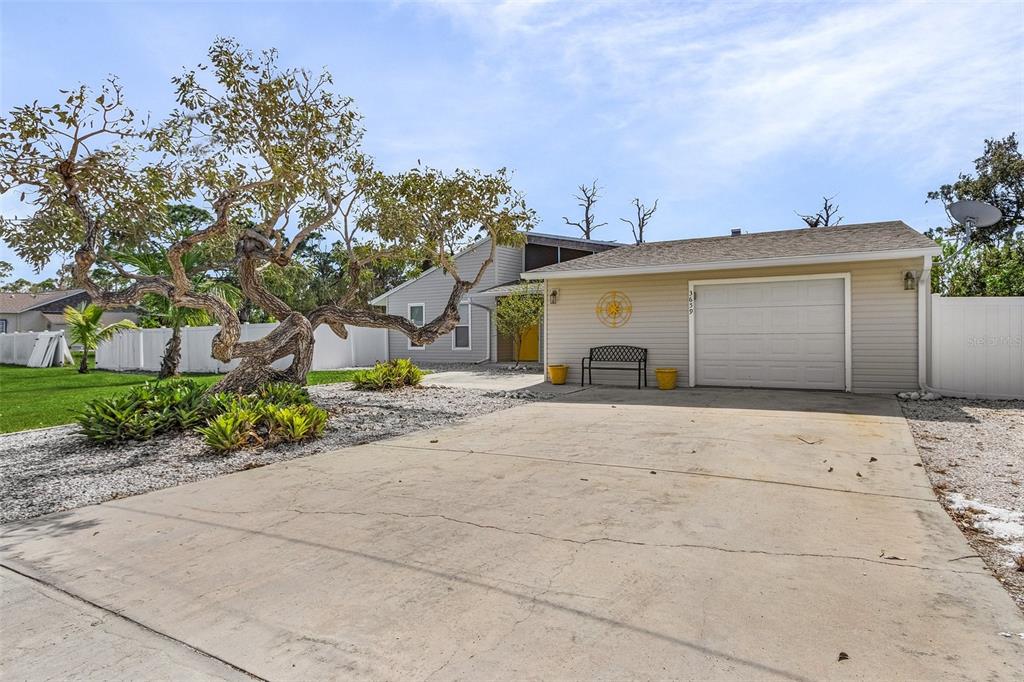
[{"x1": 207, "y1": 506, "x2": 986, "y2": 575}]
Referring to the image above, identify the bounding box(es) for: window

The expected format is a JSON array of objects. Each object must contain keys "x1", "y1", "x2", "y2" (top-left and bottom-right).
[
  {"x1": 453, "y1": 302, "x2": 471, "y2": 349},
  {"x1": 0, "y1": 319, "x2": 7, "y2": 333},
  {"x1": 408, "y1": 304, "x2": 425, "y2": 349}
]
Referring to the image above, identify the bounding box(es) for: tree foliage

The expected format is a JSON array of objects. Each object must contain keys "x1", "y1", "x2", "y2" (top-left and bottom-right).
[
  {"x1": 495, "y1": 284, "x2": 543, "y2": 366},
  {"x1": 0, "y1": 39, "x2": 535, "y2": 392},
  {"x1": 928, "y1": 133, "x2": 1022, "y2": 245},
  {"x1": 930, "y1": 231, "x2": 1024, "y2": 296}
]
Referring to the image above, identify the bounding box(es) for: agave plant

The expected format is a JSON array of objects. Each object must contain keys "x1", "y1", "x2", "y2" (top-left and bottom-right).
[{"x1": 63, "y1": 303, "x2": 137, "y2": 374}]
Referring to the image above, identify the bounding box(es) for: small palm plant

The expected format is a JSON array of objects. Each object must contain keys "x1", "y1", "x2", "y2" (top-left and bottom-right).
[
  {"x1": 116, "y1": 249, "x2": 240, "y2": 378},
  {"x1": 63, "y1": 303, "x2": 138, "y2": 373}
]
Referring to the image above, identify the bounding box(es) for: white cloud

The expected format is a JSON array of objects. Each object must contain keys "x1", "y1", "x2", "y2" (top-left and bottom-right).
[{"x1": 425, "y1": 0, "x2": 1024, "y2": 186}]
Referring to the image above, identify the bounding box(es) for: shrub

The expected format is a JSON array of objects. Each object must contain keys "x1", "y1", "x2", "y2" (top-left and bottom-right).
[
  {"x1": 265, "y1": 403, "x2": 329, "y2": 443},
  {"x1": 353, "y1": 359, "x2": 423, "y2": 391},
  {"x1": 256, "y1": 382, "x2": 312, "y2": 406},
  {"x1": 77, "y1": 378, "x2": 208, "y2": 443},
  {"x1": 77, "y1": 377, "x2": 331, "y2": 453},
  {"x1": 196, "y1": 408, "x2": 256, "y2": 453}
]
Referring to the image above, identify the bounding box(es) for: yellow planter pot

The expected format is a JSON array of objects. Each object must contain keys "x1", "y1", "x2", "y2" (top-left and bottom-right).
[
  {"x1": 655, "y1": 368, "x2": 678, "y2": 390},
  {"x1": 548, "y1": 364, "x2": 568, "y2": 385}
]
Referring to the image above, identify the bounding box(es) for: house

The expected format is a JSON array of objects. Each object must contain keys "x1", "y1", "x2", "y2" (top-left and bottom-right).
[
  {"x1": 523, "y1": 221, "x2": 942, "y2": 393},
  {"x1": 0, "y1": 289, "x2": 138, "y2": 335},
  {"x1": 370, "y1": 232, "x2": 620, "y2": 363}
]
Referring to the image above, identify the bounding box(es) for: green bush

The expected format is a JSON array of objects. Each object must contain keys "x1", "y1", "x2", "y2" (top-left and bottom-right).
[
  {"x1": 196, "y1": 408, "x2": 255, "y2": 453},
  {"x1": 265, "y1": 403, "x2": 328, "y2": 443},
  {"x1": 352, "y1": 359, "x2": 423, "y2": 391},
  {"x1": 77, "y1": 378, "x2": 331, "y2": 453},
  {"x1": 76, "y1": 378, "x2": 208, "y2": 443},
  {"x1": 256, "y1": 382, "x2": 312, "y2": 406}
]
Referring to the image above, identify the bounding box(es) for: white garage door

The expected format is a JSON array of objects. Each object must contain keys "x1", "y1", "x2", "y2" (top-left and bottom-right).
[{"x1": 694, "y1": 278, "x2": 846, "y2": 390}]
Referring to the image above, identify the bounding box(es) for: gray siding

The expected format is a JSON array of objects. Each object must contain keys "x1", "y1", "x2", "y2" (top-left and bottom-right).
[
  {"x1": 544, "y1": 257, "x2": 922, "y2": 393},
  {"x1": 384, "y1": 240, "x2": 519, "y2": 363},
  {"x1": 494, "y1": 244, "x2": 525, "y2": 286}
]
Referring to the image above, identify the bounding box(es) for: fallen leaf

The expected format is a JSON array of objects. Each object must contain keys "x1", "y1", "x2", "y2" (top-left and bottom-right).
[
  {"x1": 837, "y1": 652, "x2": 849, "y2": 662},
  {"x1": 869, "y1": 457, "x2": 877, "y2": 463},
  {"x1": 827, "y1": 467, "x2": 834, "y2": 473}
]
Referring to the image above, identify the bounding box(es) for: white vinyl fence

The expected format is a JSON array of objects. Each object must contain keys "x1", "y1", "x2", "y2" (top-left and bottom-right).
[
  {"x1": 0, "y1": 331, "x2": 74, "y2": 367},
  {"x1": 930, "y1": 295, "x2": 1024, "y2": 399},
  {"x1": 96, "y1": 322, "x2": 387, "y2": 373},
  {"x1": 0, "y1": 332, "x2": 44, "y2": 365}
]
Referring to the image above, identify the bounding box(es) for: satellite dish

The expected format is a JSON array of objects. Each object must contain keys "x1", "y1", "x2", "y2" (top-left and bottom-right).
[{"x1": 947, "y1": 200, "x2": 1002, "y2": 236}]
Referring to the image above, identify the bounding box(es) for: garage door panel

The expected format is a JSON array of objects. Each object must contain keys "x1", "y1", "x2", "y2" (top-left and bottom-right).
[
  {"x1": 802, "y1": 305, "x2": 844, "y2": 331},
  {"x1": 697, "y1": 305, "x2": 842, "y2": 335},
  {"x1": 694, "y1": 278, "x2": 846, "y2": 390}
]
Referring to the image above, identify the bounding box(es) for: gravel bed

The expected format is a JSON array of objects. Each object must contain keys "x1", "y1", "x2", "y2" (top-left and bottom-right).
[
  {"x1": 417, "y1": 361, "x2": 543, "y2": 374},
  {"x1": 0, "y1": 383, "x2": 532, "y2": 524},
  {"x1": 901, "y1": 398, "x2": 1024, "y2": 611}
]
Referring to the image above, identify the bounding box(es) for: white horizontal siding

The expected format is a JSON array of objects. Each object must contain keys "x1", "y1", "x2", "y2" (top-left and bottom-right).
[{"x1": 545, "y1": 258, "x2": 921, "y2": 392}]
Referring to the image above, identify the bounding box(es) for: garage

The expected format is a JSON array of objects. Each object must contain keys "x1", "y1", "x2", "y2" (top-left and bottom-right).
[
  {"x1": 691, "y1": 275, "x2": 850, "y2": 390},
  {"x1": 526, "y1": 221, "x2": 942, "y2": 393}
]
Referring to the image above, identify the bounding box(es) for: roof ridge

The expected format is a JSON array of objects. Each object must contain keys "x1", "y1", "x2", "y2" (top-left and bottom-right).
[{"x1": 626, "y1": 221, "x2": 908, "y2": 249}]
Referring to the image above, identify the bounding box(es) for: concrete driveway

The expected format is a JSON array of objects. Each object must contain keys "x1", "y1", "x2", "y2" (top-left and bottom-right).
[{"x1": 2, "y1": 387, "x2": 1022, "y2": 681}]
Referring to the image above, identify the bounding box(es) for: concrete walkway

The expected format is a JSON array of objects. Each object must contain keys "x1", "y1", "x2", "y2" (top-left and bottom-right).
[
  {"x1": 2, "y1": 387, "x2": 1022, "y2": 680},
  {"x1": 420, "y1": 368, "x2": 551, "y2": 392}
]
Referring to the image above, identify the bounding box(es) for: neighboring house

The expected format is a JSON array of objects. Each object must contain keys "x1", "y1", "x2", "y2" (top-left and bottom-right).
[
  {"x1": 0, "y1": 289, "x2": 138, "y2": 335},
  {"x1": 524, "y1": 221, "x2": 942, "y2": 393},
  {"x1": 370, "y1": 232, "x2": 620, "y2": 363}
]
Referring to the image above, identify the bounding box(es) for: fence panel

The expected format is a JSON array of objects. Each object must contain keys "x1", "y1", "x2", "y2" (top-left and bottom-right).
[
  {"x1": 930, "y1": 295, "x2": 1024, "y2": 399},
  {"x1": 95, "y1": 322, "x2": 388, "y2": 374},
  {"x1": 0, "y1": 332, "x2": 50, "y2": 365}
]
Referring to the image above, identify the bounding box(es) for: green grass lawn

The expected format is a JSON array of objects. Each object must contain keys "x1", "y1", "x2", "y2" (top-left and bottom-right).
[{"x1": 0, "y1": 362, "x2": 364, "y2": 434}]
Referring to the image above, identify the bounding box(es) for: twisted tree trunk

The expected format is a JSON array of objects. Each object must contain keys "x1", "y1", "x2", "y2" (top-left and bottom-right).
[
  {"x1": 208, "y1": 238, "x2": 316, "y2": 394},
  {"x1": 158, "y1": 323, "x2": 182, "y2": 379}
]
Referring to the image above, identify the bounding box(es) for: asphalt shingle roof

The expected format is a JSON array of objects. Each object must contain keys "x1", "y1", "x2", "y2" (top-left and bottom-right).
[
  {"x1": 0, "y1": 289, "x2": 84, "y2": 314},
  {"x1": 526, "y1": 221, "x2": 937, "y2": 275}
]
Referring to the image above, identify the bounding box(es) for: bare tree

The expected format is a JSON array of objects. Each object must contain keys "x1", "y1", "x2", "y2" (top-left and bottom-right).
[
  {"x1": 797, "y1": 195, "x2": 843, "y2": 227},
  {"x1": 620, "y1": 197, "x2": 658, "y2": 244},
  {"x1": 562, "y1": 180, "x2": 607, "y2": 239}
]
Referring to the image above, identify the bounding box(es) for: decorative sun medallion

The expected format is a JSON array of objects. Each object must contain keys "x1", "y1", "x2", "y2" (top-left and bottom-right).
[{"x1": 596, "y1": 291, "x2": 632, "y2": 328}]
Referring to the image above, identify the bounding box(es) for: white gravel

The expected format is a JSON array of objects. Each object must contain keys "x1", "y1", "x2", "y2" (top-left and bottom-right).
[
  {"x1": 900, "y1": 398, "x2": 1024, "y2": 610},
  {"x1": 0, "y1": 383, "x2": 532, "y2": 524}
]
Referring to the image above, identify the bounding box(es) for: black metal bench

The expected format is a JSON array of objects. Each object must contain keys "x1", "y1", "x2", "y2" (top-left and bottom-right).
[{"x1": 582, "y1": 345, "x2": 648, "y2": 389}]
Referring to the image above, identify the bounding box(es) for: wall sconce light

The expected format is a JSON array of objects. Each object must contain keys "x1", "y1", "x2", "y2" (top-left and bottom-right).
[
  {"x1": 903, "y1": 271, "x2": 917, "y2": 291},
  {"x1": 549, "y1": 288, "x2": 559, "y2": 305}
]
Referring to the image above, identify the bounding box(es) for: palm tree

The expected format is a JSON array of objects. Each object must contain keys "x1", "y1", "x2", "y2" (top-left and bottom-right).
[
  {"x1": 63, "y1": 303, "x2": 138, "y2": 374},
  {"x1": 115, "y1": 250, "x2": 241, "y2": 378}
]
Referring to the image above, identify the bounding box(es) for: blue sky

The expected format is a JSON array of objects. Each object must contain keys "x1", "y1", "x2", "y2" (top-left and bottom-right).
[{"x1": 2, "y1": 0, "x2": 1022, "y2": 280}]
